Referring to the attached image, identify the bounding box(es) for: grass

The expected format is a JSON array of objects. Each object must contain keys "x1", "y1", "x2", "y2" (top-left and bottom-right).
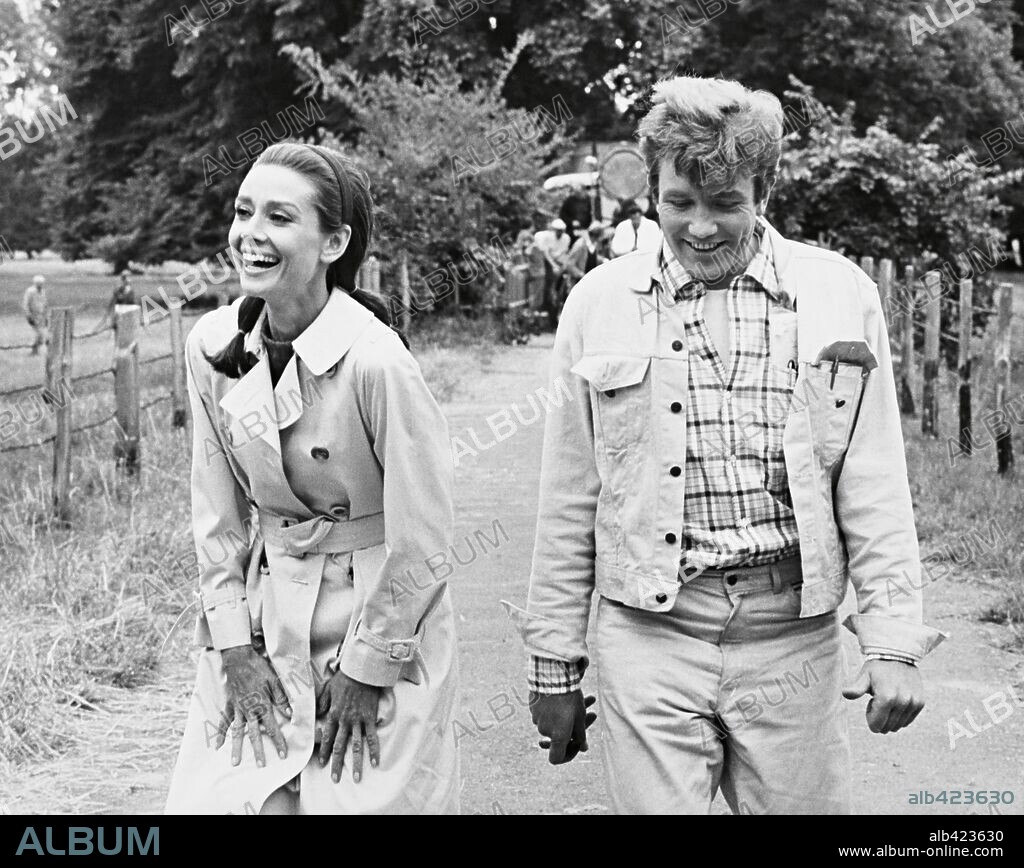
[
  {"x1": 0, "y1": 255, "x2": 1021, "y2": 787},
  {"x1": 0, "y1": 260, "x2": 497, "y2": 774}
]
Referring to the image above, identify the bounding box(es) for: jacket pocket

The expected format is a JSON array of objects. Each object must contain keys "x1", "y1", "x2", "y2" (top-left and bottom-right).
[
  {"x1": 797, "y1": 362, "x2": 868, "y2": 466},
  {"x1": 571, "y1": 354, "x2": 652, "y2": 453}
]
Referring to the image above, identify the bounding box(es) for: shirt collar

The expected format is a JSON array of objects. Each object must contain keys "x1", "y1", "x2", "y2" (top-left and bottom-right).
[
  {"x1": 656, "y1": 216, "x2": 781, "y2": 302},
  {"x1": 243, "y1": 287, "x2": 377, "y2": 376}
]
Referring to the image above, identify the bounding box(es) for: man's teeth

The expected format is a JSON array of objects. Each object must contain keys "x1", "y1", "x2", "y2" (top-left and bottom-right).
[{"x1": 689, "y1": 240, "x2": 722, "y2": 251}]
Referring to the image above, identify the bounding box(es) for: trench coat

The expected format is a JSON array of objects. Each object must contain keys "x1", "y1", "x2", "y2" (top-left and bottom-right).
[{"x1": 165, "y1": 288, "x2": 460, "y2": 814}]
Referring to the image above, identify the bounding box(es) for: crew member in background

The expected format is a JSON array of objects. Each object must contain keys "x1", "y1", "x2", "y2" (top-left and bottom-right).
[
  {"x1": 533, "y1": 218, "x2": 571, "y2": 321},
  {"x1": 610, "y1": 199, "x2": 662, "y2": 257},
  {"x1": 22, "y1": 274, "x2": 48, "y2": 356}
]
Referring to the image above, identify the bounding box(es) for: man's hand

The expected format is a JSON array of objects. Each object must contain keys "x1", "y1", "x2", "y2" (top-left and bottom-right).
[
  {"x1": 530, "y1": 690, "x2": 597, "y2": 764},
  {"x1": 218, "y1": 645, "x2": 292, "y2": 766},
  {"x1": 842, "y1": 660, "x2": 924, "y2": 734}
]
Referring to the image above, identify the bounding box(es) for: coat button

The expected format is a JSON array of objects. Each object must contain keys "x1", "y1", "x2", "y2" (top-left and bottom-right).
[
  {"x1": 655, "y1": 593, "x2": 668, "y2": 603},
  {"x1": 329, "y1": 503, "x2": 348, "y2": 518},
  {"x1": 726, "y1": 575, "x2": 737, "y2": 586},
  {"x1": 311, "y1": 446, "x2": 330, "y2": 461},
  {"x1": 672, "y1": 340, "x2": 683, "y2": 352},
  {"x1": 670, "y1": 401, "x2": 682, "y2": 413},
  {"x1": 665, "y1": 532, "x2": 677, "y2": 544},
  {"x1": 670, "y1": 465, "x2": 681, "y2": 477}
]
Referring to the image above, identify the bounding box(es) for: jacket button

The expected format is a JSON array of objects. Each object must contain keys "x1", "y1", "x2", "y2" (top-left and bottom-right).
[
  {"x1": 672, "y1": 340, "x2": 683, "y2": 352},
  {"x1": 726, "y1": 575, "x2": 737, "y2": 586},
  {"x1": 670, "y1": 465, "x2": 681, "y2": 477},
  {"x1": 665, "y1": 532, "x2": 677, "y2": 544},
  {"x1": 670, "y1": 401, "x2": 682, "y2": 413},
  {"x1": 311, "y1": 446, "x2": 330, "y2": 461},
  {"x1": 655, "y1": 593, "x2": 668, "y2": 603}
]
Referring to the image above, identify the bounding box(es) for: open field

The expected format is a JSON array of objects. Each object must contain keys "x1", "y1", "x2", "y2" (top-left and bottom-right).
[{"x1": 0, "y1": 260, "x2": 1021, "y2": 814}]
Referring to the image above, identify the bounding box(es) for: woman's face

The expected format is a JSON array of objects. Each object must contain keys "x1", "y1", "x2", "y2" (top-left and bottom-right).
[{"x1": 228, "y1": 164, "x2": 350, "y2": 300}]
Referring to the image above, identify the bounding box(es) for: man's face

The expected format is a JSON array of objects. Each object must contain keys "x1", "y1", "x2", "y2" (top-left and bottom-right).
[{"x1": 656, "y1": 158, "x2": 765, "y2": 287}]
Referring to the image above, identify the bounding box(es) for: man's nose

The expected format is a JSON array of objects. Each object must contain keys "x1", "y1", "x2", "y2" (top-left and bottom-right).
[{"x1": 688, "y1": 211, "x2": 717, "y2": 239}]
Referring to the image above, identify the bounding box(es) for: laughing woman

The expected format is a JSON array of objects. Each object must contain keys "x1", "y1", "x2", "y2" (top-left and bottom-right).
[{"x1": 165, "y1": 143, "x2": 459, "y2": 815}]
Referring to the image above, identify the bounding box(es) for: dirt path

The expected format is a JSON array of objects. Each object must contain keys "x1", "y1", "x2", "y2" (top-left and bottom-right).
[{"x1": 5, "y1": 335, "x2": 1022, "y2": 815}]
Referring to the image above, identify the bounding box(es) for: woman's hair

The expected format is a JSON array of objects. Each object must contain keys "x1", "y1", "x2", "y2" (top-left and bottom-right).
[
  {"x1": 638, "y1": 75, "x2": 784, "y2": 203},
  {"x1": 206, "y1": 142, "x2": 407, "y2": 378}
]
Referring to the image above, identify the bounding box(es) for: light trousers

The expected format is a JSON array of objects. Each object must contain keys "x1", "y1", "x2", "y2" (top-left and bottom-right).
[{"x1": 594, "y1": 568, "x2": 851, "y2": 814}]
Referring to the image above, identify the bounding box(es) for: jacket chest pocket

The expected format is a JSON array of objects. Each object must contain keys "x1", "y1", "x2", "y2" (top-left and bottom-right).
[
  {"x1": 796, "y1": 362, "x2": 868, "y2": 466},
  {"x1": 571, "y1": 354, "x2": 652, "y2": 453}
]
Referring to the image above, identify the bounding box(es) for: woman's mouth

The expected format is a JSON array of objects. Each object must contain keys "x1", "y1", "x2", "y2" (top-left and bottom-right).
[{"x1": 236, "y1": 245, "x2": 282, "y2": 276}]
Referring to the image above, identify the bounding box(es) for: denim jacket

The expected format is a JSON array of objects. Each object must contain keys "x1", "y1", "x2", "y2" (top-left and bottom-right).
[{"x1": 503, "y1": 221, "x2": 946, "y2": 667}]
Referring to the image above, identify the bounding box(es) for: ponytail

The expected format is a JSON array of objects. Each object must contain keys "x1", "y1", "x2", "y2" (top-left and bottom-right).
[{"x1": 203, "y1": 296, "x2": 264, "y2": 378}]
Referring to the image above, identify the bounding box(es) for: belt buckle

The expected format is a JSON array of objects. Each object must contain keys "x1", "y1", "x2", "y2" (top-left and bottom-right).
[{"x1": 387, "y1": 640, "x2": 416, "y2": 662}]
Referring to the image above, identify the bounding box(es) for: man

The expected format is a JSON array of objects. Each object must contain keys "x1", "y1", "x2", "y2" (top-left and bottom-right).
[
  {"x1": 21, "y1": 274, "x2": 47, "y2": 355},
  {"x1": 564, "y1": 221, "x2": 608, "y2": 287},
  {"x1": 533, "y1": 219, "x2": 571, "y2": 321},
  {"x1": 95, "y1": 269, "x2": 136, "y2": 331},
  {"x1": 503, "y1": 76, "x2": 944, "y2": 815},
  {"x1": 610, "y1": 198, "x2": 662, "y2": 257}
]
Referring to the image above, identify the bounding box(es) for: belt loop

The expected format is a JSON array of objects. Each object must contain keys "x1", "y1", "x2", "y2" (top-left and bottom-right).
[{"x1": 770, "y1": 562, "x2": 783, "y2": 594}]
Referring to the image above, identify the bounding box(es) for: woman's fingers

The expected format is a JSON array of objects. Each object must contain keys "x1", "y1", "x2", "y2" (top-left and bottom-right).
[
  {"x1": 214, "y1": 701, "x2": 233, "y2": 750},
  {"x1": 259, "y1": 703, "x2": 287, "y2": 760},
  {"x1": 318, "y1": 717, "x2": 338, "y2": 769},
  {"x1": 230, "y1": 709, "x2": 246, "y2": 767},
  {"x1": 351, "y1": 721, "x2": 364, "y2": 784},
  {"x1": 331, "y1": 723, "x2": 352, "y2": 784},
  {"x1": 269, "y1": 675, "x2": 292, "y2": 718},
  {"x1": 364, "y1": 715, "x2": 381, "y2": 770},
  {"x1": 247, "y1": 712, "x2": 266, "y2": 768}
]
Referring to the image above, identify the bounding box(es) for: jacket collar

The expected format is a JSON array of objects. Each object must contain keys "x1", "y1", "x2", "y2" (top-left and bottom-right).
[
  {"x1": 626, "y1": 218, "x2": 796, "y2": 301},
  {"x1": 218, "y1": 289, "x2": 377, "y2": 453}
]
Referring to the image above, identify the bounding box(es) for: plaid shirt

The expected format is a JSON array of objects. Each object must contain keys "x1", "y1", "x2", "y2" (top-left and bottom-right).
[{"x1": 530, "y1": 219, "x2": 803, "y2": 694}]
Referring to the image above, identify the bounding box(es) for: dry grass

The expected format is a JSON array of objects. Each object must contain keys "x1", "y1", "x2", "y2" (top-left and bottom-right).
[{"x1": 0, "y1": 292, "x2": 490, "y2": 792}]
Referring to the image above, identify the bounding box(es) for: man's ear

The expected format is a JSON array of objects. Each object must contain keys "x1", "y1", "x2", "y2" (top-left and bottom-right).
[
  {"x1": 321, "y1": 225, "x2": 353, "y2": 265},
  {"x1": 756, "y1": 181, "x2": 775, "y2": 217}
]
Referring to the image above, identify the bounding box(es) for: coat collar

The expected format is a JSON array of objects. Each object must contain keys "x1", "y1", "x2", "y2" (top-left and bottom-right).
[{"x1": 218, "y1": 289, "x2": 377, "y2": 453}]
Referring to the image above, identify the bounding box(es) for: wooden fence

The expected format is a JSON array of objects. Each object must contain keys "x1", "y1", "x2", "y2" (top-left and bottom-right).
[{"x1": 0, "y1": 252, "x2": 1019, "y2": 524}]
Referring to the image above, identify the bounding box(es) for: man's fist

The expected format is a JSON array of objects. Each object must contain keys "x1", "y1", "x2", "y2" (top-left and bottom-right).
[
  {"x1": 842, "y1": 660, "x2": 924, "y2": 734},
  {"x1": 530, "y1": 690, "x2": 597, "y2": 764}
]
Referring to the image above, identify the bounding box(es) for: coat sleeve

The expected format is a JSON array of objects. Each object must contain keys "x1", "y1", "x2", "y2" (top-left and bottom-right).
[
  {"x1": 339, "y1": 333, "x2": 456, "y2": 687},
  {"x1": 834, "y1": 276, "x2": 946, "y2": 662},
  {"x1": 501, "y1": 285, "x2": 599, "y2": 667},
  {"x1": 185, "y1": 323, "x2": 254, "y2": 650}
]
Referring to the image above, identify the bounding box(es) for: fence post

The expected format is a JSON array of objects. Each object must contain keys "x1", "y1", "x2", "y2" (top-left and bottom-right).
[
  {"x1": 957, "y1": 278, "x2": 973, "y2": 456},
  {"x1": 48, "y1": 307, "x2": 74, "y2": 524},
  {"x1": 169, "y1": 305, "x2": 187, "y2": 429},
  {"x1": 921, "y1": 270, "x2": 941, "y2": 437},
  {"x1": 859, "y1": 255, "x2": 875, "y2": 283},
  {"x1": 114, "y1": 305, "x2": 141, "y2": 476},
  {"x1": 994, "y1": 282, "x2": 1015, "y2": 475},
  {"x1": 877, "y1": 258, "x2": 893, "y2": 334},
  {"x1": 398, "y1": 251, "x2": 412, "y2": 335},
  {"x1": 899, "y1": 265, "x2": 916, "y2": 415},
  {"x1": 368, "y1": 255, "x2": 381, "y2": 294}
]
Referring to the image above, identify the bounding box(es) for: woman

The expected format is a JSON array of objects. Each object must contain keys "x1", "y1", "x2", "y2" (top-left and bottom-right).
[{"x1": 165, "y1": 142, "x2": 459, "y2": 814}]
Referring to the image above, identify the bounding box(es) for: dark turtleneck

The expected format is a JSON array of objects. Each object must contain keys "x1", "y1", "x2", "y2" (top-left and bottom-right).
[{"x1": 261, "y1": 318, "x2": 294, "y2": 388}]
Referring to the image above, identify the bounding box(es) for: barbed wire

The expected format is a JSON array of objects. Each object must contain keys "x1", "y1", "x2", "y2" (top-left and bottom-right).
[
  {"x1": 0, "y1": 339, "x2": 38, "y2": 351},
  {"x1": 140, "y1": 352, "x2": 173, "y2": 367},
  {"x1": 0, "y1": 393, "x2": 172, "y2": 454}
]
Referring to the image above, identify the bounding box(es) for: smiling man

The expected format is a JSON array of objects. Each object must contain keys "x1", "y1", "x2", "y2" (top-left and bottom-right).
[{"x1": 503, "y1": 76, "x2": 945, "y2": 814}]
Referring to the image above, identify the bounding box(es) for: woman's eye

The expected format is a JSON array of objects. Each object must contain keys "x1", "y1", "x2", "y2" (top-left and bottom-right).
[
  {"x1": 270, "y1": 213, "x2": 290, "y2": 223},
  {"x1": 234, "y1": 206, "x2": 250, "y2": 217}
]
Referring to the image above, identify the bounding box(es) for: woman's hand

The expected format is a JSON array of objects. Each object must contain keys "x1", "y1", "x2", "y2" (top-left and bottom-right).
[
  {"x1": 316, "y1": 669, "x2": 382, "y2": 784},
  {"x1": 218, "y1": 645, "x2": 292, "y2": 767}
]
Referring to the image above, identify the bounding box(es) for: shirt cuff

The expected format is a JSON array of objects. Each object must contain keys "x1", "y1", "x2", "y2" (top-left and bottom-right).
[
  {"x1": 863, "y1": 652, "x2": 917, "y2": 666},
  {"x1": 202, "y1": 597, "x2": 253, "y2": 650},
  {"x1": 528, "y1": 656, "x2": 585, "y2": 694}
]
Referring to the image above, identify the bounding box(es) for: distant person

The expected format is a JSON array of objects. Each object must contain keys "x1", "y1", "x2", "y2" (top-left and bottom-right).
[
  {"x1": 564, "y1": 221, "x2": 609, "y2": 285},
  {"x1": 21, "y1": 274, "x2": 47, "y2": 355},
  {"x1": 95, "y1": 270, "x2": 137, "y2": 332},
  {"x1": 610, "y1": 199, "x2": 662, "y2": 257},
  {"x1": 559, "y1": 190, "x2": 593, "y2": 246},
  {"x1": 533, "y1": 218, "x2": 570, "y2": 319}
]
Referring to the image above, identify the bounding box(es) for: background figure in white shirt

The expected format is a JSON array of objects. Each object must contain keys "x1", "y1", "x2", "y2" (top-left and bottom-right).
[
  {"x1": 21, "y1": 274, "x2": 48, "y2": 355},
  {"x1": 533, "y1": 218, "x2": 571, "y2": 322},
  {"x1": 610, "y1": 199, "x2": 662, "y2": 257}
]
